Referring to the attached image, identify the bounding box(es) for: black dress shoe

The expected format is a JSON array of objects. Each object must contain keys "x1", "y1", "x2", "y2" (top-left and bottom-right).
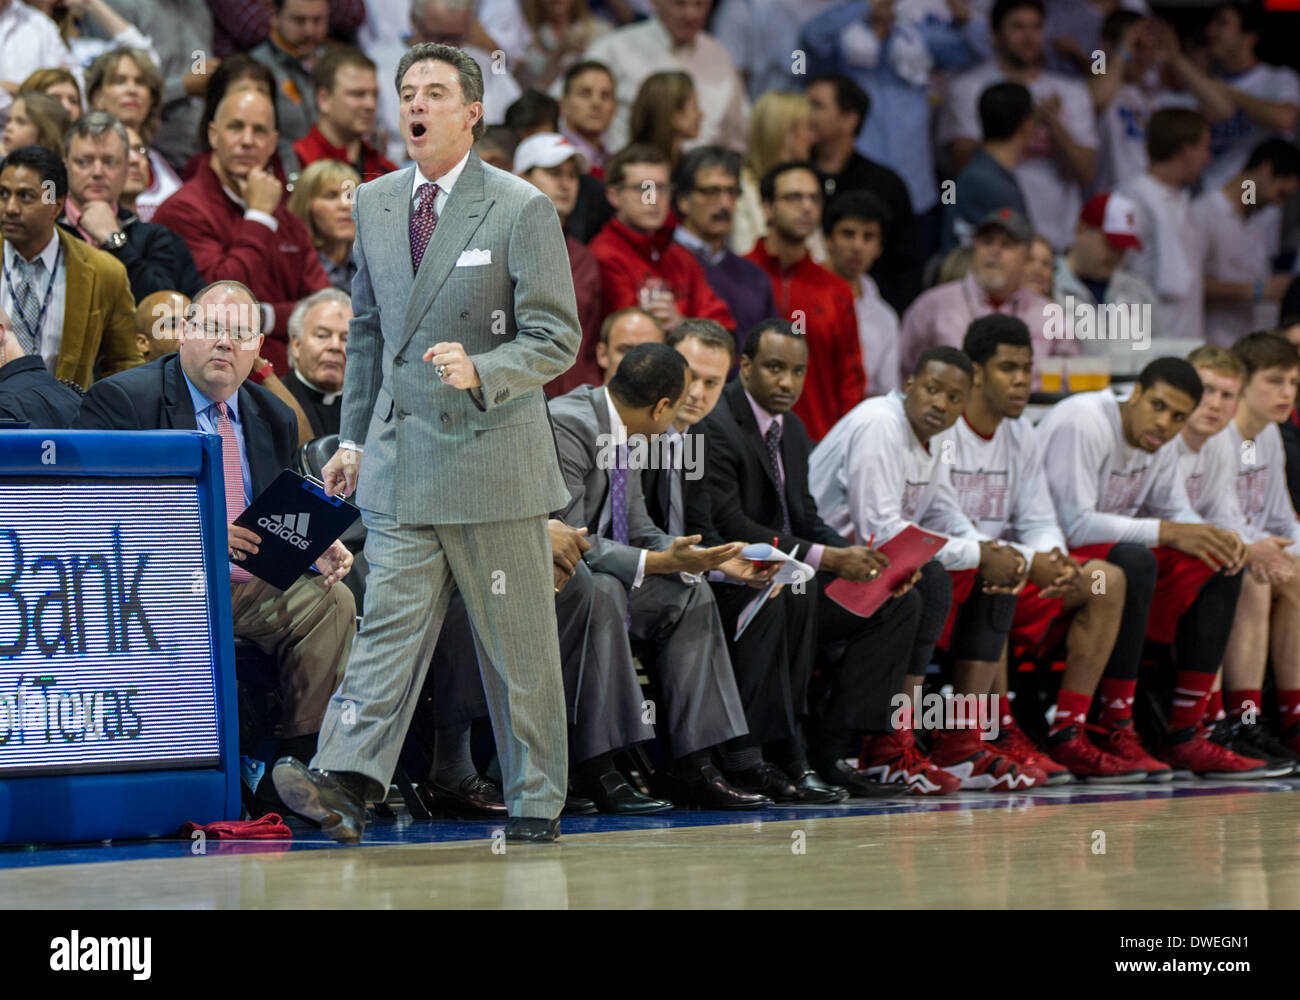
[
  {"x1": 727, "y1": 761, "x2": 799, "y2": 803},
  {"x1": 419, "y1": 774, "x2": 507, "y2": 817},
  {"x1": 678, "y1": 764, "x2": 773, "y2": 810},
  {"x1": 791, "y1": 769, "x2": 850, "y2": 803},
  {"x1": 564, "y1": 789, "x2": 599, "y2": 815},
  {"x1": 814, "y1": 756, "x2": 905, "y2": 799},
  {"x1": 272, "y1": 757, "x2": 383, "y2": 844},
  {"x1": 506, "y1": 816, "x2": 561, "y2": 842},
  {"x1": 590, "y1": 772, "x2": 674, "y2": 814}
]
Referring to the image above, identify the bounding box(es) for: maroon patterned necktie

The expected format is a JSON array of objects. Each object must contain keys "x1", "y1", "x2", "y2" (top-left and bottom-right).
[{"x1": 410, "y1": 182, "x2": 440, "y2": 273}]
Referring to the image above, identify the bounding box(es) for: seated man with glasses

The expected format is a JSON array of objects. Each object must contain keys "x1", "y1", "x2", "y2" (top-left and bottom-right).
[
  {"x1": 76, "y1": 279, "x2": 357, "y2": 815},
  {"x1": 588, "y1": 144, "x2": 735, "y2": 336},
  {"x1": 60, "y1": 111, "x2": 204, "y2": 302}
]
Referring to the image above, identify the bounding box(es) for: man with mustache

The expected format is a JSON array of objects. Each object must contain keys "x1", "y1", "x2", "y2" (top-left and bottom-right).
[
  {"x1": 899, "y1": 208, "x2": 1073, "y2": 386},
  {"x1": 671, "y1": 145, "x2": 774, "y2": 365}
]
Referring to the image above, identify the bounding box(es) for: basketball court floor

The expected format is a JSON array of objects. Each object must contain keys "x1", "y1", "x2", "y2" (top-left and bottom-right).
[{"x1": 4, "y1": 777, "x2": 1298, "y2": 908}]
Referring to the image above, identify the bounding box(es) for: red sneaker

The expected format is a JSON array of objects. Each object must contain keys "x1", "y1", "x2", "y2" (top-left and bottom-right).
[
  {"x1": 1046, "y1": 725, "x2": 1147, "y2": 782},
  {"x1": 1157, "y1": 727, "x2": 1272, "y2": 779},
  {"x1": 1087, "y1": 721, "x2": 1173, "y2": 782},
  {"x1": 929, "y1": 728, "x2": 1039, "y2": 791},
  {"x1": 858, "y1": 730, "x2": 960, "y2": 795},
  {"x1": 993, "y1": 720, "x2": 1073, "y2": 786}
]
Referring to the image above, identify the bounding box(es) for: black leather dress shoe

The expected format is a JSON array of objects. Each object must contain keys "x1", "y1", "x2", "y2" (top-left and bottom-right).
[
  {"x1": 791, "y1": 769, "x2": 851, "y2": 803},
  {"x1": 272, "y1": 757, "x2": 384, "y2": 844},
  {"x1": 679, "y1": 764, "x2": 773, "y2": 810},
  {"x1": 506, "y1": 816, "x2": 561, "y2": 842},
  {"x1": 564, "y1": 789, "x2": 599, "y2": 815},
  {"x1": 814, "y1": 756, "x2": 905, "y2": 799},
  {"x1": 419, "y1": 774, "x2": 507, "y2": 817},
  {"x1": 727, "y1": 761, "x2": 799, "y2": 803},
  {"x1": 590, "y1": 772, "x2": 674, "y2": 814}
]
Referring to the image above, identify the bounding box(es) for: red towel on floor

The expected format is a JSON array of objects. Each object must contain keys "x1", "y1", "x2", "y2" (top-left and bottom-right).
[{"x1": 179, "y1": 814, "x2": 292, "y2": 839}]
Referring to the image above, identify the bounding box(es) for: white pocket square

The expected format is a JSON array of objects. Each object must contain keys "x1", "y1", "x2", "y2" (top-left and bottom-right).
[{"x1": 455, "y1": 248, "x2": 492, "y2": 267}]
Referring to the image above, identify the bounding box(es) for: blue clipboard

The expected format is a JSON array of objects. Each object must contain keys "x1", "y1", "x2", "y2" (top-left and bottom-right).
[{"x1": 232, "y1": 469, "x2": 361, "y2": 589}]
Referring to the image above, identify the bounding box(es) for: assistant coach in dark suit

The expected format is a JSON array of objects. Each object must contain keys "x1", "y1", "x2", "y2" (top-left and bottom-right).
[
  {"x1": 273, "y1": 43, "x2": 580, "y2": 844},
  {"x1": 698, "y1": 319, "x2": 930, "y2": 796},
  {"x1": 75, "y1": 280, "x2": 356, "y2": 782}
]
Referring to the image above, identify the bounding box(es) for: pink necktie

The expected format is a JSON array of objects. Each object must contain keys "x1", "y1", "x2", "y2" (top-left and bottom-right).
[
  {"x1": 217, "y1": 400, "x2": 253, "y2": 583},
  {"x1": 410, "y1": 182, "x2": 440, "y2": 273}
]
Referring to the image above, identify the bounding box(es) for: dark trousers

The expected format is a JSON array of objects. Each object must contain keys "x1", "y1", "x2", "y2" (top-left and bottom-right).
[{"x1": 711, "y1": 577, "x2": 819, "y2": 745}]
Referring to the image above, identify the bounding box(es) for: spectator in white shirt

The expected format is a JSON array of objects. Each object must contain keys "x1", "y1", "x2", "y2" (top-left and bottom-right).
[
  {"x1": 1201, "y1": 139, "x2": 1300, "y2": 348},
  {"x1": 26, "y1": 0, "x2": 159, "y2": 69},
  {"x1": 0, "y1": 0, "x2": 79, "y2": 124},
  {"x1": 937, "y1": 0, "x2": 1098, "y2": 250},
  {"x1": 824, "y1": 190, "x2": 899, "y2": 397},
  {"x1": 1089, "y1": 11, "x2": 1196, "y2": 195},
  {"x1": 581, "y1": 0, "x2": 749, "y2": 153},
  {"x1": 1121, "y1": 108, "x2": 1211, "y2": 346},
  {"x1": 512, "y1": 0, "x2": 612, "y2": 93},
  {"x1": 1160, "y1": 3, "x2": 1300, "y2": 193}
]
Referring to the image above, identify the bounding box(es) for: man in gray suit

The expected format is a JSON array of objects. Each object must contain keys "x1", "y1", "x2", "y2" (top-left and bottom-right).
[
  {"x1": 548, "y1": 342, "x2": 775, "y2": 809},
  {"x1": 273, "y1": 42, "x2": 579, "y2": 844}
]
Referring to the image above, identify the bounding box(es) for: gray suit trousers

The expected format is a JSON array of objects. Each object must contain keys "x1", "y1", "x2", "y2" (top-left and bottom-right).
[
  {"x1": 430, "y1": 563, "x2": 655, "y2": 764},
  {"x1": 312, "y1": 508, "x2": 568, "y2": 819},
  {"x1": 606, "y1": 573, "x2": 749, "y2": 758}
]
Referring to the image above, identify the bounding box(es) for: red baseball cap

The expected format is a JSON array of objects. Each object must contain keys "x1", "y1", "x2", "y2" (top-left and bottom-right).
[{"x1": 1080, "y1": 192, "x2": 1141, "y2": 251}]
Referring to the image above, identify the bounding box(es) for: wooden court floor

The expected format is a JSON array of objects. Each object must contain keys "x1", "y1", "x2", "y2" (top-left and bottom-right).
[{"x1": 3, "y1": 784, "x2": 1298, "y2": 908}]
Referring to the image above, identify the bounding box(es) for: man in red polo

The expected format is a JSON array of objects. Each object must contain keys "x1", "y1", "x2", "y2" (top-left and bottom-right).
[
  {"x1": 155, "y1": 89, "x2": 330, "y2": 374},
  {"x1": 294, "y1": 46, "x2": 398, "y2": 182},
  {"x1": 745, "y1": 162, "x2": 865, "y2": 442},
  {"x1": 588, "y1": 144, "x2": 733, "y2": 336}
]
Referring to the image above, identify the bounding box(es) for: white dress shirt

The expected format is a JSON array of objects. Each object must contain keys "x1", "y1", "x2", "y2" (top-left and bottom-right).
[
  {"x1": 600, "y1": 387, "x2": 649, "y2": 588},
  {"x1": 583, "y1": 18, "x2": 749, "y2": 153},
  {"x1": 2, "y1": 231, "x2": 67, "y2": 375}
]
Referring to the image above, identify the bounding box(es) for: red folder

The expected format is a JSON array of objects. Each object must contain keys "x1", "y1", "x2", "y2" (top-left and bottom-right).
[{"x1": 824, "y1": 525, "x2": 948, "y2": 619}]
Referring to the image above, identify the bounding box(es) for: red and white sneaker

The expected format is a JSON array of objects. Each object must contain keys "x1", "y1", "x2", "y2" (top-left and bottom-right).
[
  {"x1": 993, "y1": 720, "x2": 1073, "y2": 786},
  {"x1": 1157, "y1": 727, "x2": 1271, "y2": 779},
  {"x1": 928, "y1": 728, "x2": 1039, "y2": 791},
  {"x1": 1046, "y1": 725, "x2": 1147, "y2": 783},
  {"x1": 858, "y1": 730, "x2": 960, "y2": 795},
  {"x1": 1087, "y1": 721, "x2": 1173, "y2": 782}
]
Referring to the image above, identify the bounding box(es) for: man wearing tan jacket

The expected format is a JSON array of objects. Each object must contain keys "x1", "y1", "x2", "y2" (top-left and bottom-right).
[{"x1": 1, "y1": 145, "x2": 141, "y2": 391}]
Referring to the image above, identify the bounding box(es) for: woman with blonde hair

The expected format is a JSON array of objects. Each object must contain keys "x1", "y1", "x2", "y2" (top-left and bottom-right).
[
  {"x1": 731, "y1": 90, "x2": 819, "y2": 258},
  {"x1": 84, "y1": 46, "x2": 178, "y2": 220},
  {"x1": 628, "y1": 71, "x2": 700, "y2": 169},
  {"x1": 19, "y1": 68, "x2": 83, "y2": 123},
  {"x1": 516, "y1": 0, "x2": 611, "y2": 92},
  {"x1": 0, "y1": 93, "x2": 71, "y2": 158},
  {"x1": 288, "y1": 159, "x2": 362, "y2": 293}
]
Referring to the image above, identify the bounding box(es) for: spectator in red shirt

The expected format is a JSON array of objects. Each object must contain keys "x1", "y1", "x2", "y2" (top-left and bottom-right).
[
  {"x1": 589, "y1": 143, "x2": 734, "y2": 337},
  {"x1": 294, "y1": 46, "x2": 397, "y2": 183},
  {"x1": 514, "y1": 132, "x2": 604, "y2": 397},
  {"x1": 745, "y1": 162, "x2": 866, "y2": 442},
  {"x1": 153, "y1": 88, "x2": 330, "y2": 375}
]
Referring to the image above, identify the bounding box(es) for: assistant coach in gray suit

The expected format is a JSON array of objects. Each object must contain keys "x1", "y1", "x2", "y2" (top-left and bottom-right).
[
  {"x1": 548, "y1": 344, "x2": 775, "y2": 810},
  {"x1": 273, "y1": 43, "x2": 579, "y2": 844}
]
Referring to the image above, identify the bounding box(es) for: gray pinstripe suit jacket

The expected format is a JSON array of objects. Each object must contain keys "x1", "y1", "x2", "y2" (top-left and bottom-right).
[{"x1": 343, "y1": 150, "x2": 581, "y2": 524}]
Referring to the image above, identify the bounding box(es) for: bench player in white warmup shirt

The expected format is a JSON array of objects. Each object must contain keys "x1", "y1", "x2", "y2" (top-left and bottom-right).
[
  {"x1": 935, "y1": 316, "x2": 1140, "y2": 783},
  {"x1": 1173, "y1": 343, "x2": 1299, "y2": 775},
  {"x1": 810, "y1": 346, "x2": 1042, "y2": 792},
  {"x1": 1037, "y1": 358, "x2": 1267, "y2": 779}
]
